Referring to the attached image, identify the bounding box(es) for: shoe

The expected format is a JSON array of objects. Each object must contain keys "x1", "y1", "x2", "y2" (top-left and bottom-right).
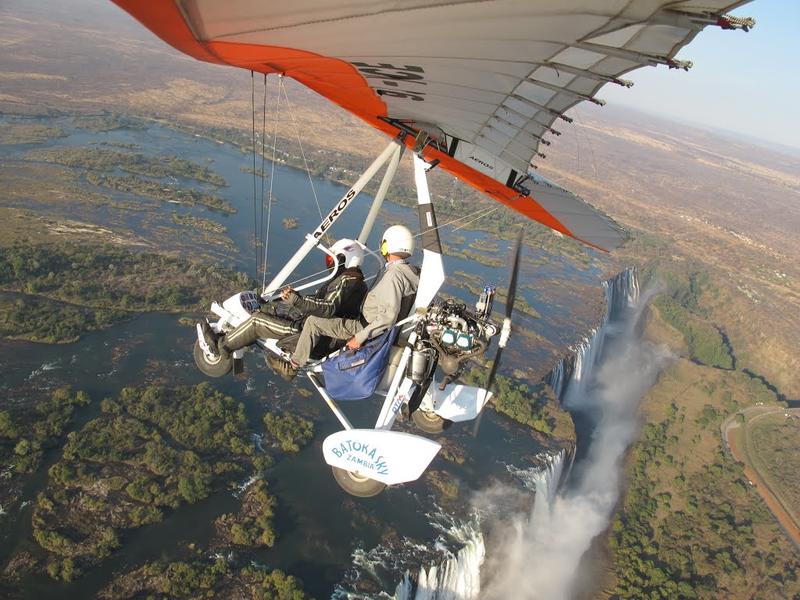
[
  {"x1": 199, "y1": 321, "x2": 220, "y2": 358},
  {"x1": 266, "y1": 354, "x2": 298, "y2": 381}
]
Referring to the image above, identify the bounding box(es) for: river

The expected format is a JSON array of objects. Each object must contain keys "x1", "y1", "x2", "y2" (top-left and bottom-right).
[{"x1": 0, "y1": 113, "x2": 612, "y2": 598}]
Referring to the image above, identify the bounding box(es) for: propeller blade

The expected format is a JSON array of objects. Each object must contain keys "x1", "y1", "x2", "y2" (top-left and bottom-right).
[
  {"x1": 473, "y1": 228, "x2": 524, "y2": 437},
  {"x1": 505, "y1": 227, "x2": 524, "y2": 318}
]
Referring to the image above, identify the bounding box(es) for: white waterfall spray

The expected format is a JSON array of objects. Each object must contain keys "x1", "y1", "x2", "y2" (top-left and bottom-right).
[
  {"x1": 390, "y1": 453, "x2": 566, "y2": 600},
  {"x1": 547, "y1": 268, "x2": 641, "y2": 403},
  {"x1": 478, "y1": 267, "x2": 671, "y2": 599},
  {"x1": 395, "y1": 519, "x2": 485, "y2": 600},
  {"x1": 334, "y1": 509, "x2": 487, "y2": 600}
]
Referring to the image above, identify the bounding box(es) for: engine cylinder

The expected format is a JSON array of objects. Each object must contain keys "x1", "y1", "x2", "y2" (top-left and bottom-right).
[{"x1": 409, "y1": 350, "x2": 429, "y2": 383}]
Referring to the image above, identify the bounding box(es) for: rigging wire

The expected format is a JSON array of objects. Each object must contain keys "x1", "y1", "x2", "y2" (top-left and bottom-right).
[
  {"x1": 450, "y1": 206, "x2": 500, "y2": 232},
  {"x1": 250, "y1": 71, "x2": 259, "y2": 277},
  {"x1": 261, "y1": 75, "x2": 282, "y2": 292},
  {"x1": 411, "y1": 205, "x2": 499, "y2": 239},
  {"x1": 279, "y1": 77, "x2": 325, "y2": 223},
  {"x1": 258, "y1": 73, "x2": 268, "y2": 278}
]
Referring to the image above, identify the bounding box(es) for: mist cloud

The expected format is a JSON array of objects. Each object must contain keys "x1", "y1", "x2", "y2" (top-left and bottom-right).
[{"x1": 479, "y1": 289, "x2": 672, "y2": 600}]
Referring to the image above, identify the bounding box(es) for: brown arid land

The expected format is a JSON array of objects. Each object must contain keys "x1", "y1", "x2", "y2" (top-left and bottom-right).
[
  {"x1": 2, "y1": 2, "x2": 800, "y2": 597},
  {"x1": 541, "y1": 105, "x2": 800, "y2": 400}
]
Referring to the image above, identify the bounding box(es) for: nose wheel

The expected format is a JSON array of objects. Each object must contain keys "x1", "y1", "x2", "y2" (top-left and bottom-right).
[
  {"x1": 331, "y1": 466, "x2": 386, "y2": 497},
  {"x1": 411, "y1": 409, "x2": 451, "y2": 434},
  {"x1": 193, "y1": 340, "x2": 232, "y2": 378}
]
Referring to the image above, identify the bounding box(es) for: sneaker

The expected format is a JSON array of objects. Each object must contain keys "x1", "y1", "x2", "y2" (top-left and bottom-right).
[
  {"x1": 266, "y1": 354, "x2": 298, "y2": 381},
  {"x1": 199, "y1": 321, "x2": 219, "y2": 358}
]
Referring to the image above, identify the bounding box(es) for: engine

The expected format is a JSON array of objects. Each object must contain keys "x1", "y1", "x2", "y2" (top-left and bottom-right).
[{"x1": 409, "y1": 287, "x2": 499, "y2": 388}]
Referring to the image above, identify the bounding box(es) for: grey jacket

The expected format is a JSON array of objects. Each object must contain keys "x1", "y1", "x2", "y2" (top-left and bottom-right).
[{"x1": 355, "y1": 260, "x2": 419, "y2": 344}]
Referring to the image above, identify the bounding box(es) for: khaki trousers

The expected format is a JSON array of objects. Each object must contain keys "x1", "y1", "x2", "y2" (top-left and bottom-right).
[{"x1": 292, "y1": 316, "x2": 364, "y2": 366}]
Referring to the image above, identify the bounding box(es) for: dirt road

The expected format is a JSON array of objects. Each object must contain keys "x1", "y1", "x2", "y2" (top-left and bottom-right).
[{"x1": 721, "y1": 407, "x2": 800, "y2": 549}]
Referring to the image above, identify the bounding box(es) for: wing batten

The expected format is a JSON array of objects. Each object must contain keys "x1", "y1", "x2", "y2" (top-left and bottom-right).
[{"x1": 112, "y1": 0, "x2": 753, "y2": 251}]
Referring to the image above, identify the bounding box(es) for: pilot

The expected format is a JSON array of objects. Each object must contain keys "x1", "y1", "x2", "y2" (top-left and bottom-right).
[
  {"x1": 271, "y1": 224, "x2": 419, "y2": 380},
  {"x1": 200, "y1": 239, "x2": 368, "y2": 364}
]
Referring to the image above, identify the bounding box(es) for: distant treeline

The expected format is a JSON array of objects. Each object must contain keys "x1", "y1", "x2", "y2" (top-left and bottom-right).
[
  {"x1": 25, "y1": 146, "x2": 227, "y2": 187},
  {"x1": 0, "y1": 242, "x2": 252, "y2": 311}
]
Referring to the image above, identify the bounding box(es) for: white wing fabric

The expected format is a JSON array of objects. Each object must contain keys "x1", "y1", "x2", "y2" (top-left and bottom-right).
[{"x1": 113, "y1": 0, "x2": 753, "y2": 250}]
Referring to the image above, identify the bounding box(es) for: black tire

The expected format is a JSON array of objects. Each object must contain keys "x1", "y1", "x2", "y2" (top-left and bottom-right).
[
  {"x1": 193, "y1": 339, "x2": 233, "y2": 378},
  {"x1": 411, "y1": 409, "x2": 451, "y2": 434},
  {"x1": 331, "y1": 466, "x2": 386, "y2": 497}
]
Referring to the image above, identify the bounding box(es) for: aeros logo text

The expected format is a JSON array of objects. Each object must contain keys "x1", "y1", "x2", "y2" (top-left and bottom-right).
[{"x1": 314, "y1": 189, "x2": 357, "y2": 239}]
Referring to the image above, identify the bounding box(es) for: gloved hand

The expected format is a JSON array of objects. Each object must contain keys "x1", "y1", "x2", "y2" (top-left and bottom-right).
[{"x1": 280, "y1": 287, "x2": 300, "y2": 305}]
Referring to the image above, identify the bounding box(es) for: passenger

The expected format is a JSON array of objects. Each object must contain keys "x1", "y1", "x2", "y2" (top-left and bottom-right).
[
  {"x1": 270, "y1": 225, "x2": 419, "y2": 381},
  {"x1": 200, "y1": 239, "x2": 368, "y2": 363}
]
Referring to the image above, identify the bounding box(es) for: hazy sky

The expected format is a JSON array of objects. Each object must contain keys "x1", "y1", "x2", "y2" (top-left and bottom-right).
[{"x1": 601, "y1": 0, "x2": 799, "y2": 150}]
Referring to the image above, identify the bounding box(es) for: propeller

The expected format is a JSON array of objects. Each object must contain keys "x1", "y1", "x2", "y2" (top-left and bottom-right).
[{"x1": 472, "y1": 227, "x2": 524, "y2": 437}]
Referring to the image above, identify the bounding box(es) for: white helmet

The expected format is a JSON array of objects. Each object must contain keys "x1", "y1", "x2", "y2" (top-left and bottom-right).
[
  {"x1": 327, "y1": 238, "x2": 365, "y2": 270},
  {"x1": 381, "y1": 225, "x2": 414, "y2": 257}
]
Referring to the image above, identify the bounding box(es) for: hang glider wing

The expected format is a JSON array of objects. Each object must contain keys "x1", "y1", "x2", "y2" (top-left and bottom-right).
[{"x1": 112, "y1": 0, "x2": 753, "y2": 251}]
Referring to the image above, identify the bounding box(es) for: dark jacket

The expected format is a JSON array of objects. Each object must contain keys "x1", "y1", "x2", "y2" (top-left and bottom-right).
[{"x1": 287, "y1": 267, "x2": 367, "y2": 320}]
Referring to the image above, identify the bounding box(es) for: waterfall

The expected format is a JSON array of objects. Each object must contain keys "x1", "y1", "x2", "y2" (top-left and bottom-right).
[
  {"x1": 387, "y1": 452, "x2": 565, "y2": 600},
  {"x1": 547, "y1": 267, "x2": 639, "y2": 403},
  {"x1": 476, "y1": 266, "x2": 669, "y2": 600},
  {"x1": 334, "y1": 511, "x2": 486, "y2": 600},
  {"x1": 341, "y1": 268, "x2": 647, "y2": 600},
  {"x1": 398, "y1": 522, "x2": 485, "y2": 600},
  {"x1": 506, "y1": 451, "x2": 565, "y2": 499}
]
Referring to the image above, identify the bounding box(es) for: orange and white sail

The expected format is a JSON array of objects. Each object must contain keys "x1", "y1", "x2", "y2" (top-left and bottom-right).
[{"x1": 111, "y1": 0, "x2": 753, "y2": 251}]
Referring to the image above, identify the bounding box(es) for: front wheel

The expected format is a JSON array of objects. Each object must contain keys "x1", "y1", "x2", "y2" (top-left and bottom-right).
[
  {"x1": 193, "y1": 339, "x2": 232, "y2": 378},
  {"x1": 331, "y1": 466, "x2": 386, "y2": 497},
  {"x1": 411, "y1": 409, "x2": 451, "y2": 434}
]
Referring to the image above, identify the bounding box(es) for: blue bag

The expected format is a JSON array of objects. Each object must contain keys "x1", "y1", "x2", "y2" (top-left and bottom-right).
[{"x1": 321, "y1": 327, "x2": 398, "y2": 401}]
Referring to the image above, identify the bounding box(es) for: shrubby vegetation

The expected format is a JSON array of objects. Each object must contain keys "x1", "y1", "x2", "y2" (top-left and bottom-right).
[
  {"x1": 72, "y1": 113, "x2": 148, "y2": 132},
  {"x1": 608, "y1": 356, "x2": 800, "y2": 599},
  {"x1": 263, "y1": 412, "x2": 314, "y2": 453},
  {"x1": 0, "y1": 294, "x2": 125, "y2": 343},
  {"x1": 171, "y1": 213, "x2": 227, "y2": 234},
  {"x1": 25, "y1": 146, "x2": 227, "y2": 186},
  {"x1": 0, "y1": 122, "x2": 65, "y2": 144},
  {"x1": 425, "y1": 470, "x2": 460, "y2": 503},
  {"x1": 0, "y1": 387, "x2": 90, "y2": 475},
  {"x1": 99, "y1": 558, "x2": 309, "y2": 600},
  {"x1": 32, "y1": 383, "x2": 259, "y2": 578},
  {"x1": 444, "y1": 245, "x2": 504, "y2": 268},
  {"x1": 748, "y1": 415, "x2": 800, "y2": 522},
  {"x1": 463, "y1": 368, "x2": 554, "y2": 435},
  {"x1": 654, "y1": 295, "x2": 733, "y2": 369},
  {"x1": 0, "y1": 242, "x2": 251, "y2": 339},
  {"x1": 85, "y1": 172, "x2": 235, "y2": 214},
  {"x1": 610, "y1": 414, "x2": 799, "y2": 598},
  {"x1": 215, "y1": 480, "x2": 277, "y2": 547}
]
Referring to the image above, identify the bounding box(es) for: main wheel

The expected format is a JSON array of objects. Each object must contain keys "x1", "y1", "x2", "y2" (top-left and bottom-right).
[
  {"x1": 193, "y1": 339, "x2": 232, "y2": 378},
  {"x1": 411, "y1": 409, "x2": 451, "y2": 434},
  {"x1": 331, "y1": 466, "x2": 386, "y2": 497}
]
